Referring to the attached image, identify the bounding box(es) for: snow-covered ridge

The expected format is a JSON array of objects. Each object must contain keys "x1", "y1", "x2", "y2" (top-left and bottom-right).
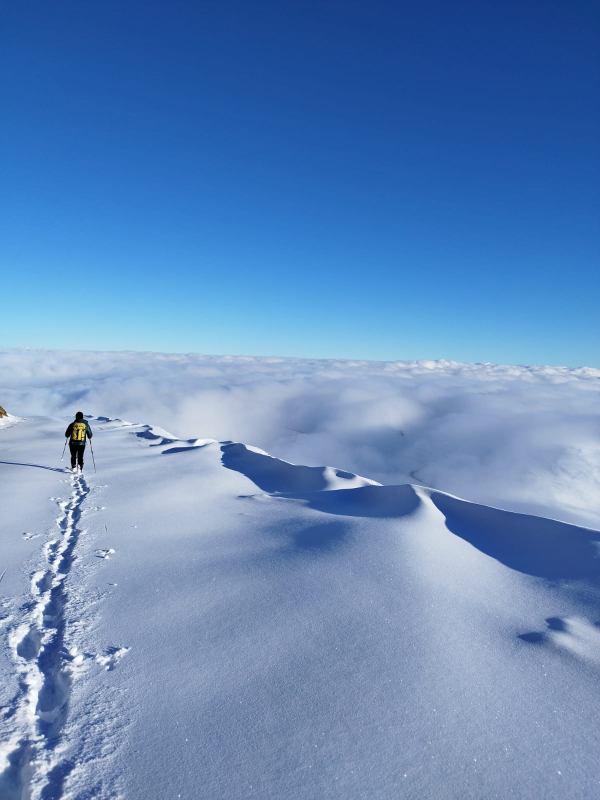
[
  {"x1": 0, "y1": 414, "x2": 24, "y2": 430},
  {"x1": 134, "y1": 423, "x2": 217, "y2": 452},
  {"x1": 3, "y1": 349, "x2": 599, "y2": 529},
  {"x1": 129, "y1": 423, "x2": 379, "y2": 491},
  {"x1": 118, "y1": 419, "x2": 600, "y2": 566},
  {"x1": 1, "y1": 415, "x2": 600, "y2": 799}
]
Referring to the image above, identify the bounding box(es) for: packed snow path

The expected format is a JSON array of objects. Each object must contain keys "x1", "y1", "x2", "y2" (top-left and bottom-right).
[{"x1": 1, "y1": 416, "x2": 599, "y2": 799}]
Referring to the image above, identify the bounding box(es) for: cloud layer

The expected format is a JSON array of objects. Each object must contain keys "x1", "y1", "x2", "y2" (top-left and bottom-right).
[{"x1": 2, "y1": 348, "x2": 599, "y2": 528}]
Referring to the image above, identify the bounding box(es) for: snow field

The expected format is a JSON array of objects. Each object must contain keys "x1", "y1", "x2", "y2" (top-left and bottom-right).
[{"x1": 1, "y1": 415, "x2": 599, "y2": 799}]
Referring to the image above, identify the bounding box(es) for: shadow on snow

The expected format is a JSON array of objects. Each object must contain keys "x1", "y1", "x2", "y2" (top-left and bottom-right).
[
  {"x1": 0, "y1": 461, "x2": 67, "y2": 474},
  {"x1": 221, "y1": 443, "x2": 600, "y2": 582}
]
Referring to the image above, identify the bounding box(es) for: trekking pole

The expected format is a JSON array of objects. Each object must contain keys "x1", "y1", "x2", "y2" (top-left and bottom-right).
[
  {"x1": 61, "y1": 439, "x2": 68, "y2": 460},
  {"x1": 89, "y1": 440, "x2": 97, "y2": 473}
]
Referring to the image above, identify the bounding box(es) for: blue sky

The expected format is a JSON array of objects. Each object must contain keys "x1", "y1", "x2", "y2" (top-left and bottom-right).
[{"x1": 2, "y1": 0, "x2": 598, "y2": 366}]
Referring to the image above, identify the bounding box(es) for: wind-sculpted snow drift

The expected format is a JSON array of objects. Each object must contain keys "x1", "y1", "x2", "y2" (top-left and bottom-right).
[
  {"x1": 2, "y1": 348, "x2": 599, "y2": 529},
  {"x1": 1, "y1": 415, "x2": 599, "y2": 799}
]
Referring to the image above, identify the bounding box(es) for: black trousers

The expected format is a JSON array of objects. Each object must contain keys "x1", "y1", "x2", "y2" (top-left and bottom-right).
[{"x1": 69, "y1": 442, "x2": 85, "y2": 468}]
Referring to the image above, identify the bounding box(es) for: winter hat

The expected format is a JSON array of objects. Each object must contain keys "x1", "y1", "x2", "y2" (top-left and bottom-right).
[{"x1": 75, "y1": 411, "x2": 84, "y2": 420}]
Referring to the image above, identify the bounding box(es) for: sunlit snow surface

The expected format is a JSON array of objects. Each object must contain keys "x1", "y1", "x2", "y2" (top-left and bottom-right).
[
  {"x1": 1, "y1": 407, "x2": 599, "y2": 799},
  {"x1": 1, "y1": 348, "x2": 599, "y2": 527}
]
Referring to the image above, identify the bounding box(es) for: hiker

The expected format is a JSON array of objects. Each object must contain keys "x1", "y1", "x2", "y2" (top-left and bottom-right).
[{"x1": 64, "y1": 412, "x2": 93, "y2": 472}]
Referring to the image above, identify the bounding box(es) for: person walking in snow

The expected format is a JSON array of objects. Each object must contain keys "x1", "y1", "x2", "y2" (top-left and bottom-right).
[{"x1": 65, "y1": 412, "x2": 93, "y2": 472}]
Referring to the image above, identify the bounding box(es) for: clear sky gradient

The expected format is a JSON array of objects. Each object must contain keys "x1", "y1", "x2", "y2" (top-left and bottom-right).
[{"x1": 2, "y1": 0, "x2": 598, "y2": 366}]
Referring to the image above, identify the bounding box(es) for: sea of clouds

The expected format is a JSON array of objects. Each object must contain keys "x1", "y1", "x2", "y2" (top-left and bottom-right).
[{"x1": 1, "y1": 348, "x2": 599, "y2": 528}]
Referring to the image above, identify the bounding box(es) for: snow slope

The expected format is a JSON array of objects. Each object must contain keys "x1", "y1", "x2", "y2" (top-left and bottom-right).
[{"x1": 1, "y1": 416, "x2": 599, "y2": 799}]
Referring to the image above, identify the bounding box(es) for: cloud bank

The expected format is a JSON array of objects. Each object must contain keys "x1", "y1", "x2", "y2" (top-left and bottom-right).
[{"x1": 2, "y1": 348, "x2": 599, "y2": 528}]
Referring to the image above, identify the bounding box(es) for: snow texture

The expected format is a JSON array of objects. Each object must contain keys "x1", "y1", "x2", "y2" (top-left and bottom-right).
[{"x1": 1, "y1": 412, "x2": 599, "y2": 799}]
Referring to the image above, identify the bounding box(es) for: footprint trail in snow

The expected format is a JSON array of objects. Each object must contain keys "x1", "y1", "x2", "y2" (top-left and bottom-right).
[{"x1": 0, "y1": 474, "x2": 125, "y2": 799}]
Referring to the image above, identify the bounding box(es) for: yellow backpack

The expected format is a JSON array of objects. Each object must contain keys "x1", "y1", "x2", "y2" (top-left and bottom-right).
[{"x1": 72, "y1": 421, "x2": 87, "y2": 442}]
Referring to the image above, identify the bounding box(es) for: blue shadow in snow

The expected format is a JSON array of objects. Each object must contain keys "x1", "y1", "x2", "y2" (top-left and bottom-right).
[
  {"x1": 0, "y1": 460, "x2": 66, "y2": 474},
  {"x1": 221, "y1": 442, "x2": 330, "y2": 493},
  {"x1": 162, "y1": 442, "x2": 213, "y2": 454},
  {"x1": 431, "y1": 493, "x2": 600, "y2": 581},
  {"x1": 163, "y1": 446, "x2": 198, "y2": 454},
  {"x1": 136, "y1": 429, "x2": 163, "y2": 440},
  {"x1": 519, "y1": 617, "x2": 569, "y2": 645},
  {"x1": 221, "y1": 443, "x2": 420, "y2": 519},
  {"x1": 222, "y1": 443, "x2": 600, "y2": 582},
  {"x1": 294, "y1": 521, "x2": 350, "y2": 551},
  {"x1": 40, "y1": 759, "x2": 76, "y2": 800}
]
